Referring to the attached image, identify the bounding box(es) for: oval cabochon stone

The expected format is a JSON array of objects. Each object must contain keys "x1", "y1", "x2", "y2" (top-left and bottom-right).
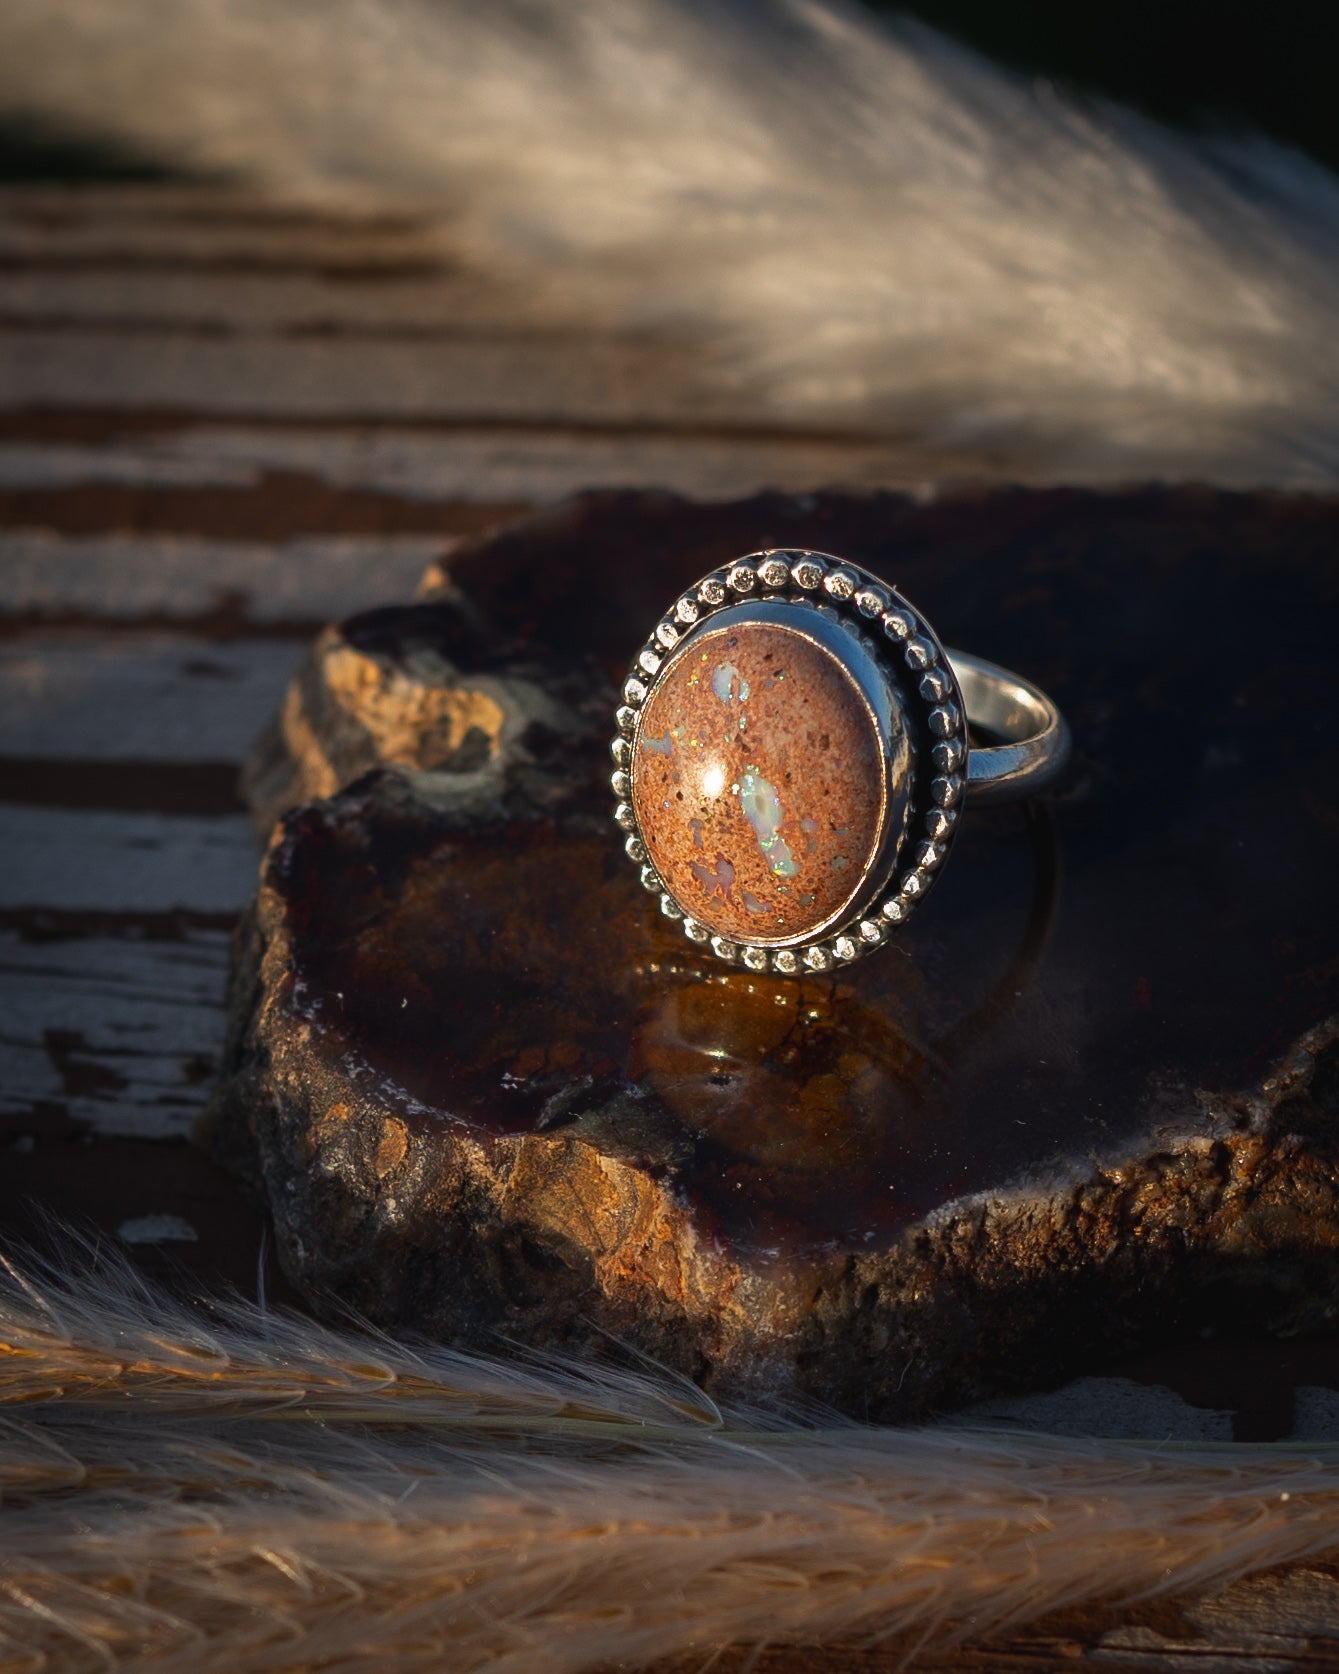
[{"x1": 631, "y1": 606, "x2": 912, "y2": 945}]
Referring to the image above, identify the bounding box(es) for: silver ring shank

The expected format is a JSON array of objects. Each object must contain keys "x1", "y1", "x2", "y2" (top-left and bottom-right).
[{"x1": 945, "y1": 650, "x2": 1070, "y2": 805}]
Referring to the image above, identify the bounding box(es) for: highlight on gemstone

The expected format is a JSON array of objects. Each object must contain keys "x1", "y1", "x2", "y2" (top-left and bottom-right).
[{"x1": 630, "y1": 609, "x2": 910, "y2": 945}]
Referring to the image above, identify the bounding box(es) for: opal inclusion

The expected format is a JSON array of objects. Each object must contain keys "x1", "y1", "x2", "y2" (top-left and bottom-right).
[{"x1": 631, "y1": 607, "x2": 909, "y2": 944}]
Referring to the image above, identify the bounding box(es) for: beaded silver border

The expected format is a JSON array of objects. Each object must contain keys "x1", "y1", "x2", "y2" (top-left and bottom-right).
[{"x1": 609, "y1": 549, "x2": 967, "y2": 972}]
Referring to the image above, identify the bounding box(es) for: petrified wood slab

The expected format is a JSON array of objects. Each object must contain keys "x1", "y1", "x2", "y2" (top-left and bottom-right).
[{"x1": 206, "y1": 489, "x2": 1339, "y2": 1418}]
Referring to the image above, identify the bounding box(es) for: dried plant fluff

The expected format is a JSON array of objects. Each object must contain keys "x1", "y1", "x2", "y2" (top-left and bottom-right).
[
  {"x1": 2, "y1": 0, "x2": 1338, "y2": 486},
  {"x1": 0, "y1": 1237, "x2": 1336, "y2": 1671}
]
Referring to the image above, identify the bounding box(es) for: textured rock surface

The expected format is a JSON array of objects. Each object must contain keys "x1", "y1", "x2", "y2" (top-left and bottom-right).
[{"x1": 206, "y1": 488, "x2": 1339, "y2": 1418}]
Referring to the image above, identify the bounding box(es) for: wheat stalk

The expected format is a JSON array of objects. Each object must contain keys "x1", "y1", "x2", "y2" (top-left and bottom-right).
[{"x1": 0, "y1": 1236, "x2": 1335, "y2": 1671}]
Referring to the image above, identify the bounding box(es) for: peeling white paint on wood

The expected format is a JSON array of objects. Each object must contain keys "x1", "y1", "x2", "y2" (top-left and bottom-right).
[
  {"x1": 0, "y1": 634, "x2": 301, "y2": 760},
  {"x1": 0, "y1": 806, "x2": 258, "y2": 912},
  {"x1": 0, "y1": 441, "x2": 257, "y2": 490},
  {"x1": 0, "y1": 531, "x2": 443, "y2": 621},
  {"x1": 0, "y1": 929, "x2": 230, "y2": 1138}
]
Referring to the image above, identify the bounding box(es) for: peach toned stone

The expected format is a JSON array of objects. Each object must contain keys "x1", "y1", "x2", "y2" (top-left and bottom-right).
[{"x1": 632, "y1": 617, "x2": 891, "y2": 944}]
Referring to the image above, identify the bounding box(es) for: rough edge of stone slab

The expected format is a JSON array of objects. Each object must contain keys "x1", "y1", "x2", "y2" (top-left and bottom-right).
[{"x1": 201, "y1": 772, "x2": 1339, "y2": 1421}]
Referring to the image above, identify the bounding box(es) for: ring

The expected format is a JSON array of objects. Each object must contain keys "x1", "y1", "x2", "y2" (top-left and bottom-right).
[{"x1": 610, "y1": 549, "x2": 1070, "y2": 972}]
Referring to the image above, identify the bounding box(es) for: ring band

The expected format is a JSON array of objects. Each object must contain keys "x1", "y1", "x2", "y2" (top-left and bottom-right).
[
  {"x1": 945, "y1": 650, "x2": 1070, "y2": 805},
  {"x1": 611, "y1": 550, "x2": 1070, "y2": 972}
]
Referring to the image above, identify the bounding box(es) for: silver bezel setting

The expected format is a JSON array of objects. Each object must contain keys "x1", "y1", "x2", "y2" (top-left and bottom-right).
[{"x1": 611, "y1": 550, "x2": 967, "y2": 971}]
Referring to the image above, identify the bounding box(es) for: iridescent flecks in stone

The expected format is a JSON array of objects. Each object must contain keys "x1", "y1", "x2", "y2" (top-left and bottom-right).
[{"x1": 631, "y1": 619, "x2": 888, "y2": 943}]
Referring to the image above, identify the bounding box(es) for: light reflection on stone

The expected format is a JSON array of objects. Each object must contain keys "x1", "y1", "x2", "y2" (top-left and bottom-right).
[{"x1": 631, "y1": 611, "x2": 909, "y2": 944}]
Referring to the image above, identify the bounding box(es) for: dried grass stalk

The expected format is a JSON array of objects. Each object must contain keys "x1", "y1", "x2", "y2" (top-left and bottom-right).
[{"x1": 0, "y1": 1237, "x2": 1336, "y2": 1671}]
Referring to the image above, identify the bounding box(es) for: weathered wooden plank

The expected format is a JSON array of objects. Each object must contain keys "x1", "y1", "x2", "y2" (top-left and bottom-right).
[
  {"x1": 0, "y1": 423, "x2": 929, "y2": 506},
  {"x1": 668, "y1": 1565, "x2": 1339, "y2": 1671},
  {"x1": 0, "y1": 928, "x2": 229, "y2": 1139},
  {"x1": 0, "y1": 438, "x2": 254, "y2": 488},
  {"x1": 951, "y1": 1375, "x2": 1234, "y2": 1441},
  {"x1": 0, "y1": 532, "x2": 442, "y2": 621},
  {"x1": 1294, "y1": 1388, "x2": 1339, "y2": 1441},
  {"x1": 0, "y1": 189, "x2": 445, "y2": 275},
  {"x1": 0, "y1": 190, "x2": 565, "y2": 341},
  {"x1": 1185, "y1": 1567, "x2": 1339, "y2": 1647},
  {"x1": 0, "y1": 265, "x2": 554, "y2": 335},
  {"x1": 0, "y1": 425, "x2": 943, "y2": 515},
  {"x1": 0, "y1": 806, "x2": 258, "y2": 913},
  {"x1": 0, "y1": 328, "x2": 715, "y2": 421},
  {"x1": 0, "y1": 184, "x2": 422, "y2": 225},
  {"x1": 1, "y1": 760, "x2": 242, "y2": 816},
  {"x1": 0, "y1": 479, "x2": 521, "y2": 543},
  {"x1": 0, "y1": 633, "x2": 299, "y2": 761}
]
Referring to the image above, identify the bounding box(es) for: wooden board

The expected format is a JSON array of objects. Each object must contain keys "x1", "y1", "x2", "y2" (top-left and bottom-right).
[
  {"x1": 0, "y1": 532, "x2": 444, "y2": 617},
  {"x1": 1, "y1": 180, "x2": 1337, "y2": 1672},
  {"x1": 0, "y1": 632, "x2": 306, "y2": 760},
  {"x1": 0, "y1": 422, "x2": 929, "y2": 505},
  {"x1": 0, "y1": 928, "x2": 229, "y2": 1138}
]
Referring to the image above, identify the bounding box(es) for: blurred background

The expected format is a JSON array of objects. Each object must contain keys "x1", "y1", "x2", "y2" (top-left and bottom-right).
[{"x1": 4, "y1": 0, "x2": 1334, "y2": 179}]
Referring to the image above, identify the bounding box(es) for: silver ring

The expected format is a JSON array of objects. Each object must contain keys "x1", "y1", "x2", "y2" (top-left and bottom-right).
[{"x1": 610, "y1": 549, "x2": 1070, "y2": 972}]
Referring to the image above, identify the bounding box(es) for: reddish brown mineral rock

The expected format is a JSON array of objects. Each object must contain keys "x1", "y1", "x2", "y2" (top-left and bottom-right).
[{"x1": 205, "y1": 487, "x2": 1339, "y2": 1421}]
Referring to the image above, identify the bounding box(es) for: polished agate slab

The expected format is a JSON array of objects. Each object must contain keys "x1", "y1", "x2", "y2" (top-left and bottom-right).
[
  {"x1": 630, "y1": 604, "x2": 914, "y2": 946},
  {"x1": 208, "y1": 486, "x2": 1339, "y2": 1422}
]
